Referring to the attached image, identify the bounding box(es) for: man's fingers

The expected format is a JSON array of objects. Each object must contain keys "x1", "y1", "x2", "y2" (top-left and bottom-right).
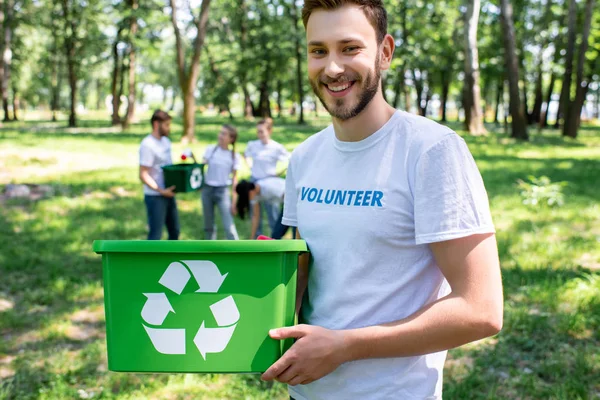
[
  {"x1": 261, "y1": 356, "x2": 291, "y2": 381},
  {"x1": 269, "y1": 324, "x2": 308, "y2": 340},
  {"x1": 288, "y1": 375, "x2": 305, "y2": 386}
]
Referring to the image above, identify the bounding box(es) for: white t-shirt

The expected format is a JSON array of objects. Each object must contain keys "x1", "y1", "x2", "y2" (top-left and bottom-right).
[
  {"x1": 203, "y1": 145, "x2": 241, "y2": 187},
  {"x1": 252, "y1": 177, "x2": 286, "y2": 205},
  {"x1": 245, "y1": 140, "x2": 290, "y2": 180},
  {"x1": 139, "y1": 134, "x2": 172, "y2": 196},
  {"x1": 283, "y1": 110, "x2": 495, "y2": 400}
]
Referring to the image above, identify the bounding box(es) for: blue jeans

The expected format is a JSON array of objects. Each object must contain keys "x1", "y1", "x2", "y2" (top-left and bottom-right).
[
  {"x1": 201, "y1": 185, "x2": 239, "y2": 240},
  {"x1": 271, "y1": 205, "x2": 296, "y2": 239},
  {"x1": 251, "y1": 198, "x2": 283, "y2": 239},
  {"x1": 144, "y1": 195, "x2": 180, "y2": 240}
]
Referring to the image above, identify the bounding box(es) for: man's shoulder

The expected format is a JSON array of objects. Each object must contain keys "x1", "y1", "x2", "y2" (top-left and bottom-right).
[{"x1": 393, "y1": 111, "x2": 459, "y2": 155}]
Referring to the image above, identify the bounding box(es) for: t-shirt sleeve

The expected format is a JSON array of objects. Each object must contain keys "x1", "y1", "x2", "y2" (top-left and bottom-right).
[
  {"x1": 277, "y1": 144, "x2": 291, "y2": 163},
  {"x1": 244, "y1": 142, "x2": 255, "y2": 158},
  {"x1": 413, "y1": 134, "x2": 495, "y2": 245},
  {"x1": 139, "y1": 142, "x2": 154, "y2": 167},
  {"x1": 282, "y1": 158, "x2": 298, "y2": 227}
]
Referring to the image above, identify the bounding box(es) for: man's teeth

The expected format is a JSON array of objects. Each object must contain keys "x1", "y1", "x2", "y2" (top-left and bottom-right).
[{"x1": 328, "y1": 82, "x2": 351, "y2": 92}]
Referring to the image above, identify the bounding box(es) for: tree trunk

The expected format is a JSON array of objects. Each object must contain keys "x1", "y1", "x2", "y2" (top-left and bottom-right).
[
  {"x1": 11, "y1": 84, "x2": 18, "y2": 120},
  {"x1": 96, "y1": 78, "x2": 102, "y2": 110},
  {"x1": 169, "y1": 86, "x2": 177, "y2": 111},
  {"x1": 276, "y1": 79, "x2": 282, "y2": 119},
  {"x1": 123, "y1": 0, "x2": 138, "y2": 129},
  {"x1": 238, "y1": 0, "x2": 253, "y2": 118},
  {"x1": 404, "y1": 86, "x2": 411, "y2": 113},
  {"x1": 288, "y1": 0, "x2": 305, "y2": 124},
  {"x1": 257, "y1": 68, "x2": 272, "y2": 118},
  {"x1": 413, "y1": 70, "x2": 425, "y2": 116},
  {"x1": 558, "y1": 0, "x2": 577, "y2": 131},
  {"x1": 171, "y1": 0, "x2": 212, "y2": 143},
  {"x1": 500, "y1": 0, "x2": 528, "y2": 140},
  {"x1": 540, "y1": 72, "x2": 555, "y2": 128},
  {"x1": 2, "y1": 0, "x2": 13, "y2": 122},
  {"x1": 0, "y1": 0, "x2": 4, "y2": 126},
  {"x1": 393, "y1": 70, "x2": 403, "y2": 109},
  {"x1": 531, "y1": 62, "x2": 544, "y2": 123},
  {"x1": 61, "y1": 0, "x2": 78, "y2": 127},
  {"x1": 564, "y1": 0, "x2": 595, "y2": 138},
  {"x1": 111, "y1": 28, "x2": 123, "y2": 125},
  {"x1": 520, "y1": 52, "x2": 531, "y2": 123},
  {"x1": 440, "y1": 69, "x2": 450, "y2": 122},
  {"x1": 118, "y1": 60, "x2": 126, "y2": 120},
  {"x1": 463, "y1": 0, "x2": 486, "y2": 135},
  {"x1": 50, "y1": 28, "x2": 61, "y2": 122},
  {"x1": 494, "y1": 78, "x2": 503, "y2": 125}
]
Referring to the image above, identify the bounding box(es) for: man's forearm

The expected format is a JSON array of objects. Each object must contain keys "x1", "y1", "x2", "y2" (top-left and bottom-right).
[
  {"x1": 140, "y1": 170, "x2": 162, "y2": 193},
  {"x1": 341, "y1": 293, "x2": 502, "y2": 362}
]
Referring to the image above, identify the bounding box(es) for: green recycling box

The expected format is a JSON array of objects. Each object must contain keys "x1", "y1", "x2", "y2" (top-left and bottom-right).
[
  {"x1": 93, "y1": 240, "x2": 307, "y2": 373},
  {"x1": 162, "y1": 163, "x2": 204, "y2": 192}
]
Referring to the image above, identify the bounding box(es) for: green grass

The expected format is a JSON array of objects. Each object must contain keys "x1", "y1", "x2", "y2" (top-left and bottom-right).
[{"x1": 1, "y1": 111, "x2": 599, "y2": 399}]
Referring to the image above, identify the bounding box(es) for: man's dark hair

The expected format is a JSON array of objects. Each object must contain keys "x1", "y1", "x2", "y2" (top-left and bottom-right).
[
  {"x1": 235, "y1": 180, "x2": 256, "y2": 220},
  {"x1": 302, "y1": 0, "x2": 388, "y2": 44},
  {"x1": 150, "y1": 109, "x2": 172, "y2": 125}
]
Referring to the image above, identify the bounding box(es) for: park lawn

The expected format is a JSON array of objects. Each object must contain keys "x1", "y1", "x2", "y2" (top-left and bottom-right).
[{"x1": 1, "y1": 112, "x2": 599, "y2": 399}]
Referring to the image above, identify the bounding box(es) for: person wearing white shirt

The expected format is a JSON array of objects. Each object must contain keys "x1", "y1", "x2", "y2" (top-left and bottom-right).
[
  {"x1": 138, "y1": 110, "x2": 179, "y2": 240},
  {"x1": 244, "y1": 118, "x2": 291, "y2": 238},
  {"x1": 234, "y1": 176, "x2": 286, "y2": 240},
  {"x1": 260, "y1": 2, "x2": 503, "y2": 400},
  {"x1": 201, "y1": 124, "x2": 240, "y2": 240}
]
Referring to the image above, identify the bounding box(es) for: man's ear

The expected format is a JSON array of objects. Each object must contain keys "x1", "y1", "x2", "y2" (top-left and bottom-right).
[{"x1": 379, "y1": 34, "x2": 396, "y2": 71}]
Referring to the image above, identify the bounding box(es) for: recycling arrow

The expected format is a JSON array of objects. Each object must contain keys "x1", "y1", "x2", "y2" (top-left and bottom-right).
[
  {"x1": 193, "y1": 322, "x2": 236, "y2": 360},
  {"x1": 159, "y1": 261, "x2": 191, "y2": 295},
  {"x1": 184, "y1": 260, "x2": 228, "y2": 293},
  {"x1": 143, "y1": 325, "x2": 185, "y2": 354},
  {"x1": 141, "y1": 293, "x2": 174, "y2": 325}
]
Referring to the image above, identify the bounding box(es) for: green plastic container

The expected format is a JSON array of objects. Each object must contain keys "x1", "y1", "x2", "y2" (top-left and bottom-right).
[
  {"x1": 162, "y1": 163, "x2": 204, "y2": 192},
  {"x1": 92, "y1": 240, "x2": 307, "y2": 373}
]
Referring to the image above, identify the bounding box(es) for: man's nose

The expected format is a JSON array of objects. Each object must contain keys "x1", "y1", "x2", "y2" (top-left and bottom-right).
[{"x1": 324, "y1": 56, "x2": 344, "y2": 78}]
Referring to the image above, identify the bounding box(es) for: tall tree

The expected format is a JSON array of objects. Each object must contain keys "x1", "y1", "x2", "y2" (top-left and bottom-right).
[
  {"x1": 170, "y1": 0, "x2": 212, "y2": 143},
  {"x1": 123, "y1": 0, "x2": 139, "y2": 129},
  {"x1": 564, "y1": 0, "x2": 596, "y2": 138},
  {"x1": 463, "y1": 0, "x2": 486, "y2": 135},
  {"x1": 558, "y1": 0, "x2": 577, "y2": 130},
  {"x1": 500, "y1": 0, "x2": 528, "y2": 140},
  {"x1": 286, "y1": 0, "x2": 305, "y2": 124},
  {"x1": 1, "y1": 0, "x2": 14, "y2": 121}
]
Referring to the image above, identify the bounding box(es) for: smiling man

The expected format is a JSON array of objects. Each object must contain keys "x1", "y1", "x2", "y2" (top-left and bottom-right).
[{"x1": 260, "y1": 1, "x2": 504, "y2": 399}]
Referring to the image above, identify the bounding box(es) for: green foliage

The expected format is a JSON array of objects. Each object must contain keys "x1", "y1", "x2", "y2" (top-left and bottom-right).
[{"x1": 516, "y1": 175, "x2": 568, "y2": 207}]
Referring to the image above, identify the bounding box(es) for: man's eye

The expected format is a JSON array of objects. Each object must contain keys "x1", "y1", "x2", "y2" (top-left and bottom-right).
[
  {"x1": 344, "y1": 46, "x2": 359, "y2": 52},
  {"x1": 311, "y1": 49, "x2": 326, "y2": 55}
]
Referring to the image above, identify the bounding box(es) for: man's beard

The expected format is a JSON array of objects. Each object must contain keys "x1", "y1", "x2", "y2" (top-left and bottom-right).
[
  {"x1": 310, "y1": 55, "x2": 381, "y2": 121},
  {"x1": 158, "y1": 126, "x2": 169, "y2": 137}
]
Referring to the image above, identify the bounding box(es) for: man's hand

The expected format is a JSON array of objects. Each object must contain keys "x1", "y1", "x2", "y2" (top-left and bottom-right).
[
  {"x1": 160, "y1": 185, "x2": 176, "y2": 198},
  {"x1": 261, "y1": 324, "x2": 347, "y2": 386}
]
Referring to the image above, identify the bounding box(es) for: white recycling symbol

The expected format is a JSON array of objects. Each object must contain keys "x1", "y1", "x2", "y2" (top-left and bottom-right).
[
  {"x1": 141, "y1": 260, "x2": 239, "y2": 360},
  {"x1": 189, "y1": 167, "x2": 202, "y2": 189}
]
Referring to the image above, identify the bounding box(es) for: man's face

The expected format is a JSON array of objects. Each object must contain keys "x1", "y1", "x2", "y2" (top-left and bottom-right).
[
  {"x1": 306, "y1": 5, "x2": 382, "y2": 121},
  {"x1": 157, "y1": 120, "x2": 171, "y2": 137}
]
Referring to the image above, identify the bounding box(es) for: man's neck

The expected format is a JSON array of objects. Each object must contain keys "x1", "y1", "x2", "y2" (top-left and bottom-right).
[
  {"x1": 150, "y1": 131, "x2": 162, "y2": 140},
  {"x1": 331, "y1": 94, "x2": 396, "y2": 142}
]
